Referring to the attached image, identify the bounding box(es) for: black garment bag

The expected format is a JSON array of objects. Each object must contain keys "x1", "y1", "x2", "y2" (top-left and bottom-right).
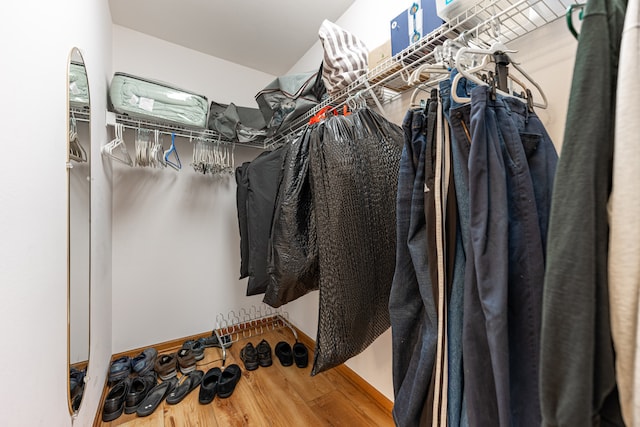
[
  {"x1": 245, "y1": 147, "x2": 286, "y2": 295},
  {"x1": 264, "y1": 127, "x2": 319, "y2": 308}
]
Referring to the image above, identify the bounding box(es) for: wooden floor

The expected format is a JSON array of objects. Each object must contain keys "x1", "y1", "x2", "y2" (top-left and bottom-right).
[{"x1": 97, "y1": 327, "x2": 394, "y2": 427}]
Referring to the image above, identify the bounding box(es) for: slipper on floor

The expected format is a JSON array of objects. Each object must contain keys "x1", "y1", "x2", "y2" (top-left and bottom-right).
[
  {"x1": 166, "y1": 370, "x2": 204, "y2": 405},
  {"x1": 136, "y1": 377, "x2": 178, "y2": 417},
  {"x1": 293, "y1": 342, "x2": 308, "y2": 368},
  {"x1": 275, "y1": 341, "x2": 293, "y2": 367}
]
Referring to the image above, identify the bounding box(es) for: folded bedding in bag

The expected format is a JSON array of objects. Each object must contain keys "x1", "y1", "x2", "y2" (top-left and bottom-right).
[
  {"x1": 109, "y1": 72, "x2": 208, "y2": 129},
  {"x1": 69, "y1": 62, "x2": 89, "y2": 107}
]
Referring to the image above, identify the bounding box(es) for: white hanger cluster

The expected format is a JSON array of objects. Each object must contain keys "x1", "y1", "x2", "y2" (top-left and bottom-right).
[
  {"x1": 101, "y1": 123, "x2": 133, "y2": 166},
  {"x1": 452, "y1": 42, "x2": 548, "y2": 109},
  {"x1": 401, "y1": 8, "x2": 548, "y2": 111},
  {"x1": 69, "y1": 113, "x2": 87, "y2": 163},
  {"x1": 191, "y1": 137, "x2": 234, "y2": 175},
  {"x1": 135, "y1": 129, "x2": 166, "y2": 168}
]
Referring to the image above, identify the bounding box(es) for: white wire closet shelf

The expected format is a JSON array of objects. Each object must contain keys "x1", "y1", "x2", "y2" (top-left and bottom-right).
[
  {"x1": 70, "y1": 107, "x2": 90, "y2": 123},
  {"x1": 106, "y1": 111, "x2": 255, "y2": 147},
  {"x1": 264, "y1": 0, "x2": 579, "y2": 148}
]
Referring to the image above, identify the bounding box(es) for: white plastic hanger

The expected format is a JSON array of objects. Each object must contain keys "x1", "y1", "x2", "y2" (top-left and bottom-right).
[
  {"x1": 452, "y1": 42, "x2": 548, "y2": 109},
  {"x1": 101, "y1": 123, "x2": 133, "y2": 166},
  {"x1": 68, "y1": 113, "x2": 87, "y2": 163}
]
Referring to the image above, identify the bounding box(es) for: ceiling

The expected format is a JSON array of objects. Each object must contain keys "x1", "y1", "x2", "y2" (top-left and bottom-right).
[{"x1": 109, "y1": 0, "x2": 356, "y2": 76}]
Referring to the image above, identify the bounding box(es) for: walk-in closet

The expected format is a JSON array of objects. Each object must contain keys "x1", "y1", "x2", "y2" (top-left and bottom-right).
[{"x1": 2, "y1": 0, "x2": 637, "y2": 425}]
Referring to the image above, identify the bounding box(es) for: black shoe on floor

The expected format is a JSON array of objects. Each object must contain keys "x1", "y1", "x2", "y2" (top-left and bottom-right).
[
  {"x1": 217, "y1": 364, "x2": 242, "y2": 399},
  {"x1": 240, "y1": 342, "x2": 259, "y2": 371},
  {"x1": 199, "y1": 367, "x2": 222, "y2": 404},
  {"x1": 102, "y1": 378, "x2": 131, "y2": 422},
  {"x1": 136, "y1": 377, "x2": 178, "y2": 417},
  {"x1": 124, "y1": 373, "x2": 157, "y2": 414},
  {"x1": 256, "y1": 339, "x2": 273, "y2": 367},
  {"x1": 275, "y1": 341, "x2": 293, "y2": 367},
  {"x1": 293, "y1": 342, "x2": 309, "y2": 368}
]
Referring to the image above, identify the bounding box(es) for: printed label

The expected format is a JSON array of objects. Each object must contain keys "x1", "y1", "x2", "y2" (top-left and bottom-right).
[
  {"x1": 69, "y1": 82, "x2": 80, "y2": 95},
  {"x1": 129, "y1": 94, "x2": 139, "y2": 106},
  {"x1": 138, "y1": 97, "x2": 154, "y2": 112}
]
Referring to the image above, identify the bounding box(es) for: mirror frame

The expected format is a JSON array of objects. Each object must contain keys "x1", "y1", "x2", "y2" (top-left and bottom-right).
[{"x1": 67, "y1": 46, "x2": 91, "y2": 417}]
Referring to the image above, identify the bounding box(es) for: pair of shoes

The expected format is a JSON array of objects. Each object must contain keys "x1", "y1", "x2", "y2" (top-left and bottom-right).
[
  {"x1": 124, "y1": 372, "x2": 157, "y2": 414},
  {"x1": 198, "y1": 332, "x2": 233, "y2": 349},
  {"x1": 275, "y1": 342, "x2": 308, "y2": 368},
  {"x1": 137, "y1": 377, "x2": 179, "y2": 417},
  {"x1": 108, "y1": 356, "x2": 131, "y2": 384},
  {"x1": 102, "y1": 378, "x2": 131, "y2": 422},
  {"x1": 198, "y1": 364, "x2": 242, "y2": 404},
  {"x1": 177, "y1": 348, "x2": 197, "y2": 374},
  {"x1": 183, "y1": 340, "x2": 204, "y2": 361},
  {"x1": 131, "y1": 348, "x2": 158, "y2": 376},
  {"x1": 240, "y1": 340, "x2": 272, "y2": 370},
  {"x1": 155, "y1": 353, "x2": 177, "y2": 380},
  {"x1": 166, "y1": 370, "x2": 204, "y2": 405}
]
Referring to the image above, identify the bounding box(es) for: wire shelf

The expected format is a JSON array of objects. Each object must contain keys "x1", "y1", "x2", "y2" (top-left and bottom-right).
[
  {"x1": 106, "y1": 112, "x2": 269, "y2": 149},
  {"x1": 264, "y1": 0, "x2": 577, "y2": 148}
]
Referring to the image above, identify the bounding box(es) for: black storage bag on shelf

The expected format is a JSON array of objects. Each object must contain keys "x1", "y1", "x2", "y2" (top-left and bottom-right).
[
  {"x1": 235, "y1": 162, "x2": 251, "y2": 279},
  {"x1": 255, "y1": 67, "x2": 326, "y2": 137},
  {"x1": 264, "y1": 127, "x2": 319, "y2": 308},
  {"x1": 309, "y1": 108, "x2": 403, "y2": 375},
  {"x1": 208, "y1": 101, "x2": 267, "y2": 143},
  {"x1": 245, "y1": 147, "x2": 286, "y2": 296}
]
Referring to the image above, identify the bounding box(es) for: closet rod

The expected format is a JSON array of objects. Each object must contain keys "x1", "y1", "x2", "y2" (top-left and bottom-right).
[{"x1": 264, "y1": 0, "x2": 576, "y2": 148}]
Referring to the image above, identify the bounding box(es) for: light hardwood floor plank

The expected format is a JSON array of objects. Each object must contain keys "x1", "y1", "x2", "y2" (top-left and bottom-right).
[{"x1": 310, "y1": 389, "x2": 388, "y2": 427}]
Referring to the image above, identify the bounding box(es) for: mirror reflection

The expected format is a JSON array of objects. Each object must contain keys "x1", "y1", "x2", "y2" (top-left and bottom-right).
[{"x1": 68, "y1": 47, "x2": 91, "y2": 415}]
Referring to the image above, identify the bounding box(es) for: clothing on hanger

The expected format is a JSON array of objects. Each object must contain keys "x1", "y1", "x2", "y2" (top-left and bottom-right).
[{"x1": 540, "y1": 0, "x2": 628, "y2": 425}]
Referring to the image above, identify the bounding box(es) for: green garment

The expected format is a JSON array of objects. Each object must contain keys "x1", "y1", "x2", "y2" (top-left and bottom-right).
[{"x1": 540, "y1": 0, "x2": 627, "y2": 425}]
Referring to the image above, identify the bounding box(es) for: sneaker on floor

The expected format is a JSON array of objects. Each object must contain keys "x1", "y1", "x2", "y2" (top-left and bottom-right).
[
  {"x1": 154, "y1": 353, "x2": 177, "y2": 381},
  {"x1": 240, "y1": 342, "x2": 258, "y2": 371},
  {"x1": 256, "y1": 339, "x2": 273, "y2": 367},
  {"x1": 108, "y1": 356, "x2": 131, "y2": 385},
  {"x1": 182, "y1": 340, "x2": 205, "y2": 361},
  {"x1": 177, "y1": 348, "x2": 197, "y2": 374},
  {"x1": 131, "y1": 347, "x2": 158, "y2": 376},
  {"x1": 198, "y1": 333, "x2": 233, "y2": 349}
]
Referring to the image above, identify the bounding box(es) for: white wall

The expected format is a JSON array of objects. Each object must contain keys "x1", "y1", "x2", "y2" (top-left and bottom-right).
[
  {"x1": 112, "y1": 25, "x2": 276, "y2": 107},
  {"x1": 0, "y1": 1, "x2": 113, "y2": 426},
  {"x1": 283, "y1": 0, "x2": 578, "y2": 403},
  {"x1": 110, "y1": 28, "x2": 277, "y2": 353}
]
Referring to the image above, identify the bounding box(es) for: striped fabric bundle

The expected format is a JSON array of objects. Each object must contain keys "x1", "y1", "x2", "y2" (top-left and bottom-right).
[{"x1": 318, "y1": 20, "x2": 369, "y2": 96}]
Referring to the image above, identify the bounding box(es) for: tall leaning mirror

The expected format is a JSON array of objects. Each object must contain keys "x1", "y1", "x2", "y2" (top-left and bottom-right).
[{"x1": 67, "y1": 47, "x2": 91, "y2": 415}]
